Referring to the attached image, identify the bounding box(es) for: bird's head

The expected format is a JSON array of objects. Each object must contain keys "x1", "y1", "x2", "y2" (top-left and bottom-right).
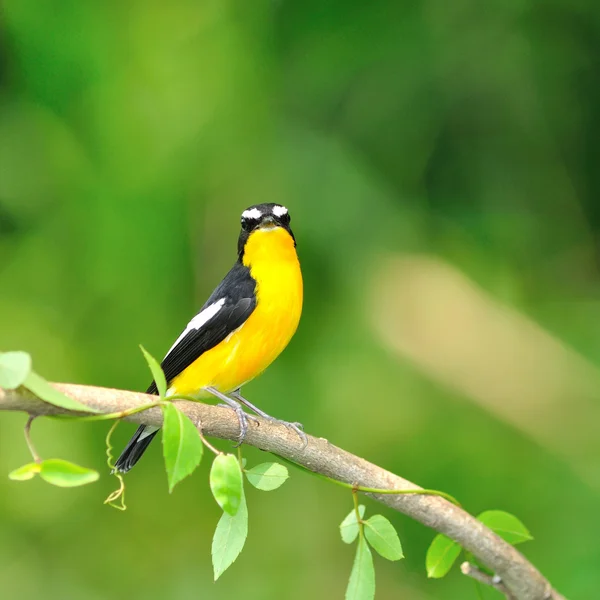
[{"x1": 238, "y1": 203, "x2": 296, "y2": 258}]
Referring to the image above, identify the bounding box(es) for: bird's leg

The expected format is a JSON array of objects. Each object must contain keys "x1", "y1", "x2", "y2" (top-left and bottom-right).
[
  {"x1": 231, "y1": 388, "x2": 307, "y2": 447},
  {"x1": 203, "y1": 386, "x2": 258, "y2": 447}
]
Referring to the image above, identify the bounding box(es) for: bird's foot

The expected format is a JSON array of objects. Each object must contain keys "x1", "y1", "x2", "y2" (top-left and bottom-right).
[
  {"x1": 230, "y1": 389, "x2": 307, "y2": 448},
  {"x1": 231, "y1": 405, "x2": 251, "y2": 447},
  {"x1": 206, "y1": 387, "x2": 257, "y2": 446},
  {"x1": 266, "y1": 417, "x2": 308, "y2": 447}
]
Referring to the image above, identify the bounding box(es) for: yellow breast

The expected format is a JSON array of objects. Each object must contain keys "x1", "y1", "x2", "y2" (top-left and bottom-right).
[{"x1": 170, "y1": 226, "x2": 303, "y2": 397}]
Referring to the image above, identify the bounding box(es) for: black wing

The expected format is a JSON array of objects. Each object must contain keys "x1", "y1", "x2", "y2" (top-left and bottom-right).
[{"x1": 146, "y1": 261, "x2": 256, "y2": 394}]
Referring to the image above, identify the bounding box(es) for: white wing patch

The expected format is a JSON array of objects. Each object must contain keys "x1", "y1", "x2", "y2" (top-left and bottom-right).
[
  {"x1": 272, "y1": 205, "x2": 288, "y2": 217},
  {"x1": 164, "y1": 298, "x2": 226, "y2": 359},
  {"x1": 242, "y1": 207, "x2": 262, "y2": 220}
]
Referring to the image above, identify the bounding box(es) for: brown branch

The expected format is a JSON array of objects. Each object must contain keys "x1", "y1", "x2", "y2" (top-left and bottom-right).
[{"x1": 0, "y1": 383, "x2": 564, "y2": 600}]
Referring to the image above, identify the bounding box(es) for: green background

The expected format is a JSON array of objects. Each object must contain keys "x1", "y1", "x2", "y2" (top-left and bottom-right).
[{"x1": 1, "y1": 1, "x2": 599, "y2": 598}]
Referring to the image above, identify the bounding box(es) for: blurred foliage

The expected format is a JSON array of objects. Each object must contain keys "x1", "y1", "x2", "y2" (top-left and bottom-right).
[{"x1": 1, "y1": 0, "x2": 600, "y2": 598}]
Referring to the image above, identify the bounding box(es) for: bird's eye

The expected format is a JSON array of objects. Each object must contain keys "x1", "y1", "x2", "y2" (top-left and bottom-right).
[{"x1": 241, "y1": 217, "x2": 256, "y2": 232}]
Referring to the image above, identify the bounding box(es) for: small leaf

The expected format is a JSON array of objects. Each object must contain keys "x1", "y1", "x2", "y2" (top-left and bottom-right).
[
  {"x1": 346, "y1": 537, "x2": 375, "y2": 600},
  {"x1": 140, "y1": 345, "x2": 167, "y2": 398},
  {"x1": 24, "y1": 371, "x2": 98, "y2": 413},
  {"x1": 210, "y1": 454, "x2": 243, "y2": 516},
  {"x1": 477, "y1": 510, "x2": 533, "y2": 545},
  {"x1": 364, "y1": 515, "x2": 403, "y2": 561},
  {"x1": 0, "y1": 351, "x2": 32, "y2": 389},
  {"x1": 340, "y1": 505, "x2": 366, "y2": 544},
  {"x1": 162, "y1": 403, "x2": 204, "y2": 492},
  {"x1": 39, "y1": 459, "x2": 99, "y2": 487},
  {"x1": 426, "y1": 533, "x2": 461, "y2": 578},
  {"x1": 245, "y1": 462, "x2": 289, "y2": 491},
  {"x1": 212, "y1": 491, "x2": 248, "y2": 580},
  {"x1": 9, "y1": 462, "x2": 41, "y2": 481}
]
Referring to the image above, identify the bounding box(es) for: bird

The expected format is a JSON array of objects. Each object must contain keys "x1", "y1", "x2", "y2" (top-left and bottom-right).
[{"x1": 113, "y1": 203, "x2": 304, "y2": 473}]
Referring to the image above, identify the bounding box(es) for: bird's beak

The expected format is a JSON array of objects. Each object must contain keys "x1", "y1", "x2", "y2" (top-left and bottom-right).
[{"x1": 259, "y1": 216, "x2": 277, "y2": 229}]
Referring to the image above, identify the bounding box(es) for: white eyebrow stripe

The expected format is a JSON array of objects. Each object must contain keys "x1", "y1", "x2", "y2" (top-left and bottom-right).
[
  {"x1": 242, "y1": 208, "x2": 262, "y2": 220},
  {"x1": 272, "y1": 205, "x2": 288, "y2": 217},
  {"x1": 163, "y1": 298, "x2": 226, "y2": 359}
]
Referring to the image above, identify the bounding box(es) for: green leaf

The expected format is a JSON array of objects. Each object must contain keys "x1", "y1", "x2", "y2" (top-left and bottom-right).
[
  {"x1": 426, "y1": 533, "x2": 461, "y2": 578},
  {"x1": 0, "y1": 351, "x2": 32, "y2": 389},
  {"x1": 8, "y1": 462, "x2": 41, "y2": 481},
  {"x1": 24, "y1": 371, "x2": 98, "y2": 413},
  {"x1": 346, "y1": 537, "x2": 375, "y2": 600},
  {"x1": 210, "y1": 454, "x2": 243, "y2": 516},
  {"x1": 340, "y1": 505, "x2": 366, "y2": 544},
  {"x1": 477, "y1": 510, "x2": 533, "y2": 545},
  {"x1": 212, "y1": 491, "x2": 248, "y2": 580},
  {"x1": 140, "y1": 345, "x2": 167, "y2": 398},
  {"x1": 245, "y1": 462, "x2": 289, "y2": 491},
  {"x1": 364, "y1": 515, "x2": 404, "y2": 561},
  {"x1": 38, "y1": 459, "x2": 99, "y2": 487},
  {"x1": 162, "y1": 403, "x2": 204, "y2": 492}
]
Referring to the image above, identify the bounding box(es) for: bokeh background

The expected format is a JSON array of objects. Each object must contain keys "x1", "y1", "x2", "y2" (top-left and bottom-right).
[{"x1": 1, "y1": 1, "x2": 599, "y2": 598}]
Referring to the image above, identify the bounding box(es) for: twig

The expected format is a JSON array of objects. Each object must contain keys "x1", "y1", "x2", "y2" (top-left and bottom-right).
[
  {"x1": 0, "y1": 382, "x2": 564, "y2": 600},
  {"x1": 461, "y1": 561, "x2": 517, "y2": 599},
  {"x1": 24, "y1": 415, "x2": 40, "y2": 463},
  {"x1": 193, "y1": 415, "x2": 221, "y2": 455}
]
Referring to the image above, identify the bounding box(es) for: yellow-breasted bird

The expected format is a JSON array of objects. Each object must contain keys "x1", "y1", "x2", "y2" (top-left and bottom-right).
[{"x1": 114, "y1": 203, "x2": 303, "y2": 473}]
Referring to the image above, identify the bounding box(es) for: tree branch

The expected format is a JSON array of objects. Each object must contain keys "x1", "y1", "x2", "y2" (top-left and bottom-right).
[{"x1": 0, "y1": 383, "x2": 564, "y2": 600}]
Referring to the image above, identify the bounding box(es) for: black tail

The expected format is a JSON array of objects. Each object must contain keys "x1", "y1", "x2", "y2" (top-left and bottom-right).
[{"x1": 113, "y1": 425, "x2": 159, "y2": 473}]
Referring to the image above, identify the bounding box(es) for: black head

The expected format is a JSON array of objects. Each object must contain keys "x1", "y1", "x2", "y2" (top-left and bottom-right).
[{"x1": 237, "y1": 203, "x2": 295, "y2": 257}]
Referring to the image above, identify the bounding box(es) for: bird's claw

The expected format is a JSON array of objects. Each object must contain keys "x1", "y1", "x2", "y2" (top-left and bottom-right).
[
  {"x1": 232, "y1": 406, "x2": 248, "y2": 447},
  {"x1": 226, "y1": 389, "x2": 308, "y2": 448},
  {"x1": 232, "y1": 407, "x2": 259, "y2": 447},
  {"x1": 216, "y1": 402, "x2": 258, "y2": 446}
]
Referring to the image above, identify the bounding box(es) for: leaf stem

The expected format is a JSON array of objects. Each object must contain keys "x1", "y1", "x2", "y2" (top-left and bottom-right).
[
  {"x1": 24, "y1": 415, "x2": 41, "y2": 463},
  {"x1": 166, "y1": 393, "x2": 204, "y2": 403},
  {"x1": 186, "y1": 409, "x2": 221, "y2": 455},
  {"x1": 355, "y1": 485, "x2": 461, "y2": 507},
  {"x1": 352, "y1": 485, "x2": 366, "y2": 544},
  {"x1": 352, "y1": 486, "x2": 362, "y2": 522},
  {"x1": 71, "y1": 401, "x2": 163, "y2": 422},
  {"x1": 277, "y1": 456, "x2": 461, "y2": 506},
  {"x1": 198, "y1": 423, "x2": 221, "y2": 456}
]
